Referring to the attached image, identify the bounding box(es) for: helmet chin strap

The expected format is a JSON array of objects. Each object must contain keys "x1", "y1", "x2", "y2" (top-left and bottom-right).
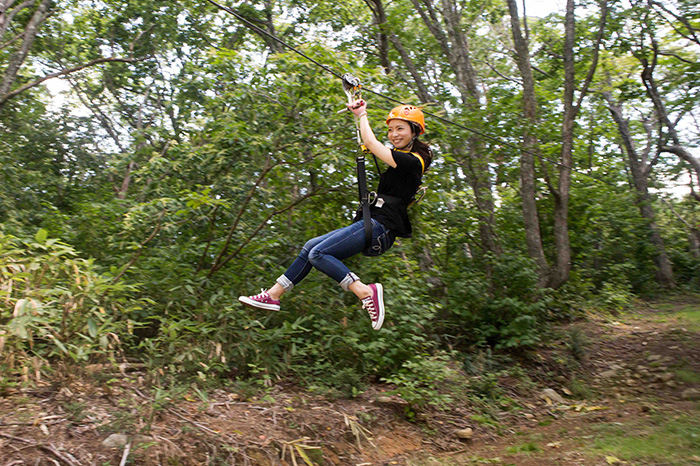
[
  {"x1": 394, "y1": 139, "x2": 415, "y2": 151},
  {"x1": 406, "y1": 124, "x2": 420, "y2": 150}
]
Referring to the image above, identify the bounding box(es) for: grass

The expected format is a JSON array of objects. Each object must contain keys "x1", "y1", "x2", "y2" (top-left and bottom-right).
[
  {"x1": 505, "y1": 442, "x2": 541, "y2": 454},
  {"x1": 675, "y1": 366, "x2": 700, "y2": 384},
  {"x1": 648, "y1": 297, "x2": 700, "y2": 332},
  {"x1": 406, "y1": 455, "x2": 512, "y2": 465},
  {"x1": 676, "y1": 307, "x2": 700, "y2": 332},
  {"x1": 584, "y1": 412, "x2": 700, "y2": 465}
]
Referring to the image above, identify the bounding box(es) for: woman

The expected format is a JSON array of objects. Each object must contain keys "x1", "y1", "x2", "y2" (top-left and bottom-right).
[{"x1": 238, "y1": 99, "x2": 432, "y2": 330}]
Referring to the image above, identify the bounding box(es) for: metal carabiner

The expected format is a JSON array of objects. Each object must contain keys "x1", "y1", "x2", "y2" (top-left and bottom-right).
[
  {"x1": 367, "y1": 191, "x2": 377, "y2": 205},
  {"x1": 337, "y1": 73, "x2": 362, "y2": 114}
]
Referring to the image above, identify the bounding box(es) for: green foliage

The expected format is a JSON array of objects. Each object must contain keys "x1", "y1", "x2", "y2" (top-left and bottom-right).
[
  {"x1": 381, "y1": 352, "x2": 456, "y2": 418},
  {"x1": 565, "y1": 328, "x2": 588, "y2": 363},
  {"x1": 305, "y1": 366, "x2": 367, "y2": 400},
  {"x1": 437, "y1": 253, "x2": 548, "y2": 351},
  {"x1": 1, "y1": 0, "x2": 699, "y2": 400},
  {"x1": 506, "y1": 442, "x2": 541, "y2": 454},
  {"x1": 0, "y1": 231, "x2": 143, "y2": 382}
]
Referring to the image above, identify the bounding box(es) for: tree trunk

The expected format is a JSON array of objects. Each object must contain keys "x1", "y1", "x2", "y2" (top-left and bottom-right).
[
  {"x1": 386, "y1": 31, "x2": 433, "y2": 103},
  {"x1": 445, "y1": 0, "x2": 501, "y2": 258},
  {"x1": 547, "y1": 0, "x2": 607, "y2": 288},
  {"x1": 1, "y1": 1, "x2": 34, "y2": 40},
  {"x1": 364, "y1": 0, "x2": 392, "y2": 74},
  {"x1": 400, "y1": 0, "x2": 500, "y2": 265},
  {"x1": 691, "y1": 228, "x2": 700, "y2": 259},
  {"x1": 0, "y1": 0, "x2": 50, "y2": 101},
  {"x1": 605, "y1": 93, "x2": 676, "y2": 288},
  {"x1": 640, "y1": 39, "x2": 700, "y2": 204},
  {"x1": 506, "y1": 0, "x2": 548, "y2": 286},
  {"x1": 548, "y1": 0, "x2": 576, "y2": 289}
]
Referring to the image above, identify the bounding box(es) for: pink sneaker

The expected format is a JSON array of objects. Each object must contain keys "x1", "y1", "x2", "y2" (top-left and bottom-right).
[
  {"x1": 362, "y1": 283, "x2": 385, "y2": 330},
  {"x1": 238, "y1": 289, "x2": 281, "y2": 311}
]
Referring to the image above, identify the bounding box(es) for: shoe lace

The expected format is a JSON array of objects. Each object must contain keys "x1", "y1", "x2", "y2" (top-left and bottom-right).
[
  {"x1": 252, "y1": 289, "x2": 270, "y2": 300},
  {"x1": 362, "y1": 297, "x2": 377, "y2": 319}
]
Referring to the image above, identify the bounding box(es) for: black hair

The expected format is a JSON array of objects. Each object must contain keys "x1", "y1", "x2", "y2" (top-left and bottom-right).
[{"x1": 410, "y1": 122, "x2": 433, "y2": 171}]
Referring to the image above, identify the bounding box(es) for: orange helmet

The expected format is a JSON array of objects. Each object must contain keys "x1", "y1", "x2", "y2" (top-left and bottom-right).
[{"x1": 386, "y1": 105, "x2": 425, "y2": 135}]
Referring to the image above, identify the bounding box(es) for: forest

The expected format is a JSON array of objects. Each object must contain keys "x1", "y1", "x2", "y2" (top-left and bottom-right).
[{"x1": 1, "y1": 0, "x2": 700, "y2": 431}]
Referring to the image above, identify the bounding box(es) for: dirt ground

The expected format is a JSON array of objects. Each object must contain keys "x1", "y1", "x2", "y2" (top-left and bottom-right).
[{"x1": 1, "y1": 294, "x2": 699, "y2": 466}]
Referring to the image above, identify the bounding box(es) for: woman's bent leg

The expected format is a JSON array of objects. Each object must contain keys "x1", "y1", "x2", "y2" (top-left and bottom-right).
[
  {"x1": 278, "y1": 220, "x2": 388, "y2": 291},
  {"x1": 307, "y1": 221, "x2": 370, "y2": 289},
  {"x1": 275, "y1": 228, "x2": 342, "y2": 292}
]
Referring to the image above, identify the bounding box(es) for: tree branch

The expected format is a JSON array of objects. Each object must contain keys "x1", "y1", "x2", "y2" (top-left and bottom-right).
[
  {"x1": 207, "y1": 157, "x2": 276, "y2": 276},
  {"x1": 0, "y1": 0, "x2": 34, "y2": 42},
  {"x1": 649, "y1": 0, "x2": 700, "y2": 46},
  {"x1": 574, "y1": 0, "x2": 609, "y2": 112},
  {"x1": 0, "y1": 56, "x2": 142, "y2": 108},
  {"x1": 110, "y1": 210, "x2": 167, "y2": 285},
  {"x1": 660, "y1": 145, "x2": 700, "y2": 188},
  {"x1": 208, "y1": 186, "x2": 346, "y2": 276},
  {"x1": 0, "y1": 0, "x2": 50, "y2": 99}
]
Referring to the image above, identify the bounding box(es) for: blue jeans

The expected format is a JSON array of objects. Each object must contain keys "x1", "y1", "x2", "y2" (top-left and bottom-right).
[{"x1": 276, "y1": 219, "x2": 394, "y2": 291}]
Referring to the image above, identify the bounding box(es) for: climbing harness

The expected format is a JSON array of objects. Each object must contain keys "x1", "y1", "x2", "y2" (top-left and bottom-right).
[{"x1": 342, "y1": 73, "x2": 374, "y2": 252}]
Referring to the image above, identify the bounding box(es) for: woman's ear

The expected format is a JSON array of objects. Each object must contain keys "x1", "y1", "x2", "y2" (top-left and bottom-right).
[{"x1": 411, "y1": 122, "x2": 421, "y2": 136}]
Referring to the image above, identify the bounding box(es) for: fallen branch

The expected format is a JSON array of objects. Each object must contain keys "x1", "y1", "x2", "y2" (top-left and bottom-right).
[
  {"x1": 168, "y1": 408, "x2": 220, "y2": 436},
  {"x1": 0, "y1": 432, "x2": 34, "y2": 443},
  {"x1": 118, "y1": 441, "x2": 132, "y2": 466},
  {"x1": 280, "y1": 437, "x2": 321, "y2": 466},
  {"x1": 0, "y1": 433, "x2": 82, "y2": 466},
  {"x1": 343, "y1": 414, "x2": 376, "y2": 450},
  {"x1": 134, "y1": 388, "x2": 220, "y2": 436},
  {"x1": 39, "y1": 444, "x2": 82, "y2": 466}
]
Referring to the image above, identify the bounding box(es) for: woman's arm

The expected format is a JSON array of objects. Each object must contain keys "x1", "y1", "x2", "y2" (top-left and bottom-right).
[{"x1": 348, "y1": 100, "x2": 397, "y2": 168}]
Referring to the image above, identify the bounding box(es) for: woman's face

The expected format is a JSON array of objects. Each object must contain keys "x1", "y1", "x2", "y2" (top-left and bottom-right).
[{"x1": 387, "y1": 119, "x2": 414, "y2": 150}]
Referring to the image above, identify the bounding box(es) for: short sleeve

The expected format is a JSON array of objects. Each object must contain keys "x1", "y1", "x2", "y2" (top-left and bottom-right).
[{"x1": 391, "y1": 150, "x2": 424, "y2": 174}]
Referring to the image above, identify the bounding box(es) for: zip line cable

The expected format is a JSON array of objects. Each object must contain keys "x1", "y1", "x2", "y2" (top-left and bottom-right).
[
  {"x1": 203, "y1": 0, "x2": 619, "y2": 188},
  {"x1": 203, "y1": 0, "x2": 344, "y2": 80}
]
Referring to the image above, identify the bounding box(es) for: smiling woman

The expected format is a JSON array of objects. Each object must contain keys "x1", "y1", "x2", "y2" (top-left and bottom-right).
[{"x1": 238, "y1": 98, "x2": 433, "y2": 331}]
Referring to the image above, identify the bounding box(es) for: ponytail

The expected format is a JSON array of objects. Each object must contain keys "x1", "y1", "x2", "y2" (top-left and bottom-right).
[
  {"x1": 407, "y1": 122, "x2": 432, "y2": 171},
  {"x1": 413, "y1": 138, "x2": 432, "y2": 172}
]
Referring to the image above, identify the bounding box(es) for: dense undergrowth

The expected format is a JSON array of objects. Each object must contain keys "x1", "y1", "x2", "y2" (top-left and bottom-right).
[{"x1": 2, "y1": 226, "x2": 697, "y2": 400}]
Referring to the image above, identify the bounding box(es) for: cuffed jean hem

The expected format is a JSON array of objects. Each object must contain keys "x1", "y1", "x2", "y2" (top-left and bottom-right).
[
  {"x1": 339, "y1": 272, "x2": 360, "y2": 291},
  {"x1": 276, "y1": 274, "x2": 294, "y2": 292}
]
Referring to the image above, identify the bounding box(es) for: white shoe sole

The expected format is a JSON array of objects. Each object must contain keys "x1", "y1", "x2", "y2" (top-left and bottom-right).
[
  {"x1": 373, "y1": 284, "x2": 385, "y2": 330},
  {"x1": 238, "y1": 296, "x2": 280, "y2": 311}
]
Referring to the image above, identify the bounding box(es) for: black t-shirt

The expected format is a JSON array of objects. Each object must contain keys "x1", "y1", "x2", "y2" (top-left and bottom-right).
[{"x1": 354, "y1": 149, "x2": 424, "y2": 238}]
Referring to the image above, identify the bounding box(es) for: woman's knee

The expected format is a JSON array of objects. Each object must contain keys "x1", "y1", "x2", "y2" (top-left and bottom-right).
[
  {"x1": 299, "y1": 238, "x2": 318, "y2": 260},
  {"x1": 308, "y1": 245, "x2": 324, "y2": 265}
]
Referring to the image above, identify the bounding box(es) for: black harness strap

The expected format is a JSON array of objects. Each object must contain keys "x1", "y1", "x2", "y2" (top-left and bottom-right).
[{"x1": 341, "y1": 73, "x2": 375, "y2": 252}]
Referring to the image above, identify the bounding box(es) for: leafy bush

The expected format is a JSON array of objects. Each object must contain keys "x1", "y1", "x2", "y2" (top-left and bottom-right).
[
  {"x1": 440, "y1": 253, "x2": 548, "y2": 351},
  {"x1": 381, "y1": 352, "x2": 457, "y2": 418},
  {"x1": 0, "y1": 230, "x2": 143, "y2": 382}
]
